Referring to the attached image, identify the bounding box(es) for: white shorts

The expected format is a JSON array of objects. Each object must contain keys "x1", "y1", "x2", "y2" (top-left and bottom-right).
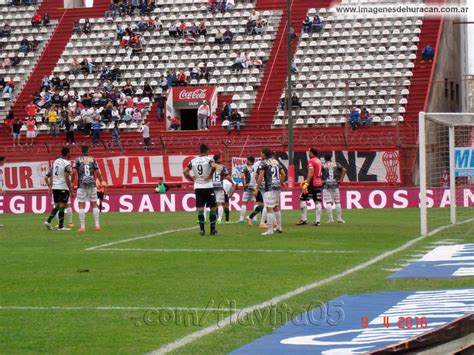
[
  {"x1": 323, "y1": 188, "x2": 341, "y2": 204},
  {"x1": 215, "y1": 189, "x2": 225, "y2": 204},
  {"x1": 77, "y1": 187, "x2": 98, "y2": 203},
  {"x1": 242, "y1": 190, "x2": 256, "y2": 202},
  {"x1": 26, "y1": 131, "x2": 36, "y2": 138},
  {"x1": 263, "y1": 190, "x2": 280, "y2": 208}
]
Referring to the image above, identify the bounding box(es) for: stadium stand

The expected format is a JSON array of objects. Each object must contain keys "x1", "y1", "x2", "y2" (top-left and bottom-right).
[
  {"x1": 273, "y1": 4, "x2": 422, "y2": 128},
  {"x1": 0, "y1": 1, "x2": 57, "y2": 122},
  {"x1": 0, "y1": 0, "x2": 449, "y2": 186}
]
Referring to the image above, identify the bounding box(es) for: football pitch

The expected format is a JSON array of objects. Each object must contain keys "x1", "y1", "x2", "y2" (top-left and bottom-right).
[{"x1": 1, "y1": 209, "x2": 473, "y2": 354}]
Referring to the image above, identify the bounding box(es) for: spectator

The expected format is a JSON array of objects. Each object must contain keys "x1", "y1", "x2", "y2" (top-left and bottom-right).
[
  {"x1": 254, "y1": 18, "x2": 265, "y2": 35},
  {"x1": 311, "y1": 15, "x2": 322, "y2": 33},
  {"x1": 201, "y1": 65, "x2": 210, "y2": 81},
  {"x1": 47, "y1": 106, "x2": 59, "y2": 136},
  {"x1": 291, "y1": 93, "x2": 302, "y2": 109},
  {"x1": 208, "y1": 0, "x2": 217, "y2": 13},
  {"x1": 230, "y1": 54, "x2": 245, "y2": 73},
  {"x1": 31, "y1": 38, "x2": 40, "y2": 51},
  {"x1": 169, "y1": 22, "x2": 178, "y2": 37},
  {"x1": 5, "y1": 109, "x2": 14, "y2": 130},
  {"x1": 40, "y1": 75, "x2": 51, "y2": 91},
  {"x1": 221, "y1": 101, "x2": 231, "y2": 121},
  {"x1": 110, "y1": 120, "x2": 124, "y2": 152},
  {"x1": 105, "y1": 3, "x2": 118, "y2": 18},
  {"x1": 198, "y1": 21, "x2": 207, "y2": 36},
  {"x1": 156, "y1": 92, "x2": 166, "y2": 120},
  {"x1": 1, "y1": 22, "x2": 11, "y2": 37},
  {"x1": 302, "y1": 16, "x2": 311, "y2": 33},
  {"x1": 155, "y1": 177, "x2": 169, "y2": 194},
  {"x1": 42, "y1": 12, "x2": 50, "y2": 26},
  {"x1": 123, "y1": 79, "x2": 134, "y2": 96},
  {"x1": 72, "y1": 20, "x2": 81, "y2": 34},
  {"x1": 62, "y1": 77, "x2": 70, "y2": 91},
  {"x1": 227, "y1": 109, "x2": 241, "y2": 134},
  {"x1": 142, "y1": 121, "x2": 150, "y2": 151},
  {"x1": 349, "y1": 107, "x2": 360, "y2": 130},
  {"x1": 26, "y1": 116, "x2": 36, "y2": 146},
  {"x1": 214, "y1": 30, "x2": 223, "y2": 44},
  {"x1": 19, "y1": 38, "x2": 30, "y2": 54},
  {"x1": 290, "y1": 27, "x2": 297, "y2": 41},
  {"x1": 226, "y1": 0, "x2": 235, "y2": 12},
  {"x1": 31, "y1": 14, "x2": 42, "y2": 27},
  {"x1": 223, "y1": 27, "x2": 233, "y2": 44},
  {"x1": 421, "y1": 44, "x2": 434, "y2": 63},
  {"x1": 81, "y1": 58, "x2": 95, "y2": 74},
  {"x1": 0, "y1": 57, "x2": 10, "y2": 69},
  {"x1": 246, "y1": 10, "x2": 259, "y2": 34},
  {"x1": 132, "y1": 108, "x2": 142, "y2": 122},
  {"x1": 168, "y1": 115, "x2": 181, "y2": 131},
  {"x1": 11, "y1": 54, "x2": 20, "y2": 67},
  {"x1": 360, "y1": 107, "x2": 372, "y2": 127},
  {"x1": 26, "y1": 102, "x2": 37, "y2": 118},
  {"x1": 143, "y1": 81, "x2": 153, "y2": 99},
  {"x1": 69, "y1": 57, "x2": 81, "y2": 74},
  {"x1": 189, "y1": 23, "x2": 199, "y2": 38},
  {"x1": 177, "y1": 21, "x2": 187, "y2": 38},
  {"x1": 254, "y1": 57, "x2": 263, "y2": 69},
  {"x1": 177, "y1": 70, "x2": 187, "y2": 86},
  {"x1": 51, "y1": 73, "x2": 61, "y2": 90},
  {"x1": 83, "y1": 19, "x2": 91, "y2": 34},
  {"x1": 290, "y1": 62, "x2": 298, "y2": 74},
  {"x1": 64, "y1": 116, "x2": 75, "y2": 145},
  {"x1": 111, "y1": 106, "x2": 121, "y2": 121},
  {"x1": 12, "y1": 118, "x2": 22, "y2": 146},
  {"x1": 2, "y1": 80, "x2": 15, "y2": 98},
  {"x1": 197, "y1": 100, "x2": 210, "y2": 130},
  {"x1": 209, "y1": 111, "x2": 218, "y2": 126},
  {"x1": 91, "y1": 117, "x2": 101, "y2": 145},
  {"x1": 190, "y1": 65, "x2": 201, "y2": 80}
]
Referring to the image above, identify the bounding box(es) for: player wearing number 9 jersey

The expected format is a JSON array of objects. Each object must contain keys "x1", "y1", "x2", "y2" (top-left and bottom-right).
[
  {"x1": 255, "y1": 148, "x2": 286, "y2": 236},
  {"x1": 183, "y1": 144, "x2": 218, "y2": 236},
  {"x1": 71, "y1": 145, "x2": 105, "y2": 232}
]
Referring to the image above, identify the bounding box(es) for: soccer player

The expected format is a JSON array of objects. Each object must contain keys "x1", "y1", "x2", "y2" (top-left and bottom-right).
[
  {"x1": 297, "y1": 147, "x2": 323, "y2": 226},
  {"x1": 96, "y1": 177, "x2": 107, "y2": 212},
  {"x1": 183, "y1": 144, "x2": 218, "y2": 236},
  {"x1": 238, "y1": 156, "x2": 256, "y2": 224},
  {"x1": 246, "y1": 157, "x2": 267, "y2": 227},
  {"x1": 322, "y1": 154, "x2": 346, "y2": 223},
  {"x1": 223, "y1": 178, "x2": 236, "y2": 223},
  {"x1": 212, "y1": 154, "x2": 235, "y2": 224},
  {"x1": 0, "y1": 156, "x2": 4, "y2": 227},
  {"x1": 44, "y1": 147, "x2": 74, "y2": 231},
  {"x1": 71, "y1": 146, "x2": 105, "y2": 232},
  {"x1": 254, "y1": 148, "x2": 286, "y2": 235}
]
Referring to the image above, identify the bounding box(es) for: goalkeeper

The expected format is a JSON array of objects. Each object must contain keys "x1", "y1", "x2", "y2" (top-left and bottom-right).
[{"x1": 296, "y1": 148, "x2": 323, "y2": 226}]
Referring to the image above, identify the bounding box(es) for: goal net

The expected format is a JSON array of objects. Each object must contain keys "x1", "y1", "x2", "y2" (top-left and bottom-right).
[{"x1": 419, "y1": 112, "x2": 474, "y2": 236}]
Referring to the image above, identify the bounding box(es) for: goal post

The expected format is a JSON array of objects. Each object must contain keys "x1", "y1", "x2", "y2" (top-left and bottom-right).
[{"x1": 418, "y1": 112, "x2": 474, "y2": 236}]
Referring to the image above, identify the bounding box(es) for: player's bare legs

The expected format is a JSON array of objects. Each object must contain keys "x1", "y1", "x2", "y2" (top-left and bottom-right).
[{"x1": 78, "y1": 201, "x2": 101, "y2": 232}]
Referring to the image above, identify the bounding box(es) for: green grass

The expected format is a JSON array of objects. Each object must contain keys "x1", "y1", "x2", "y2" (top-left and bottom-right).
[{"x1": 0, "y1": 209, "x2": 473, "y2": 354}]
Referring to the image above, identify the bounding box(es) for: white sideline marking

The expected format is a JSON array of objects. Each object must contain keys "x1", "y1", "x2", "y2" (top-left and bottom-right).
[
  {"x1": 149, "y1": 235, "x2": 425, "y2": 355},
  {"x1": 94, "y1": 248, "x2": 361, "y2": 254},
  {"x1": 85, "y1": 226, "x2": 199, "y2": 251},
  {"x1": 0, "y1": 306, "x2": 238, "y2": 312}
]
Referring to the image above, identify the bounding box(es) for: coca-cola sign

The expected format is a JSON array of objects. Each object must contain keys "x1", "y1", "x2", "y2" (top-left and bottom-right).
[
  {"x1": 172, "y1": 85, "x2": 216, "y2": 107},
  {"x1": 178, "y1": 88, "x2": 207, "y2": 100}
]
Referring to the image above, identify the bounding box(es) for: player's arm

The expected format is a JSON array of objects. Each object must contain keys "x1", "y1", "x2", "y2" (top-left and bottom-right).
[
  {"x1": 65, "y1": 166, "x2": 74, "y2": 198},
  {"x1": 94, "y1": 167, "x2": 105, "y2": 187},
  {"x1": 45, "y1": 169, "x2": 52, "y2": 194},
  {"x1": 204, "y1": 161, "x2": 217, "y2": 182},
  {"x1": 225, "y1": 175, "x2": 236, "y2": 196},
  {"x1": 254, "y1": 170, "x2": 264, "y2": 195},
  {"x1": 183, "y1": 165, "x2": 194, "y2": 182},
  {"x1": 306, "y1": 164, "x2": 314, "y2": 184},
  {"x1": 279, "y1": 166, "x2": 286, "y2": 185},
  {"x1": 339, "y1": 166, "x2": 347, "y2": 183},
  {"x1": 240, "y1": 171, "x2": 247, "y2": 189}
]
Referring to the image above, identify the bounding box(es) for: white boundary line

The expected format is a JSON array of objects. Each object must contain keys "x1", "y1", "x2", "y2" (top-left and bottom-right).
[
  {"x1": 427, "y1": 218, "x2": 474, "y2": 237},
  {"x1": 0, "y1": 306, "x2": 238, "y2": 312},
  {"x1": 149, "y1": 235, "x2": 425, "y2": 355},
  {"x1": 85, "y1": 226, "x2": 199, "y2": 251},
  {"x1": 94, "y1": 248, "x2": 362, "y2": 254}
]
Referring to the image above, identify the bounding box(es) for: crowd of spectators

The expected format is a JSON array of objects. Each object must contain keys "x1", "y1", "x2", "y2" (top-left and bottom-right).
[
  {"x1": 207, "y1": 0, "x2": 235, "y2": 14},
  {"x1": 104, "y1": 0, "x2": 156, "y2": 19}
]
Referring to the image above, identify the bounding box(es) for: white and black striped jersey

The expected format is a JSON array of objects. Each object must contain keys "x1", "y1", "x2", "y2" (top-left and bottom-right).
[
  {"x1": 187, "y1": 155, "x2": 214, "y2": 189},
  {"x1": 48, "y1": 157, "x2": 72, "y2": 190},
  {"x1": 212, "y1": 165, "x2": 229, "y2": 190}
]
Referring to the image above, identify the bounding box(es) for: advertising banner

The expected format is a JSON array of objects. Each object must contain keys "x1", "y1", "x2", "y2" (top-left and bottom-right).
[{"x1": 1, "y1": 188, "x2": 472, "y2": 214}]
